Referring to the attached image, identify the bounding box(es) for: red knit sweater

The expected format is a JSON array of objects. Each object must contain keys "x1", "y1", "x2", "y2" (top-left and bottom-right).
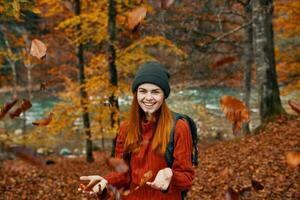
[{"x1": 104, "y1": 119, "x2": 195, "y2": 200}]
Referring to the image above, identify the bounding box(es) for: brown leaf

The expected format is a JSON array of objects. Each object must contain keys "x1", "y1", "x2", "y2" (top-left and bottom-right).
[
  {"x1": 161, "y1": 0, "x2": 175, "y2": 9},
  {"x1": 32, "y1": 113, "x2": 53, "y2": 126},
  {"x1": 220, "y1": 96, "x2": 250, "y2": 135},
  {"x1": 107, "y1": 157, "x2": 129, "y2": 173},
  {"x1": 9, "y1": 107, "x2": 23, "y2": 119},
  {"x1": 0, "y1": 99, "x2": 18, "y2": 120},
  {"x1": 127, "y1": 6, "x2": 147, "y2": 31},
  {"x1": 225, "y1": 187, "x2": 240, "y2": 200},
  {"x1": 212, "y1": 56, "x2": 235, "y2": 69},
  {"x1": 30, "y1": 39, "x2": 47, "y2": 59},
  {"x1": 286, "y1": 151, "x2": 300, "y2": 168},
  {"x1": 139, "y1": 170, "x2": 153, "y2": 187},
  {"x1": 20, "y1": 99, "x2": 32, "y2": 112},
  {"x1": 288, "y1": 100, "x2": 300, "y2": 115},
  {"x1": 251, "y1": 180, "x2": 264, "y2": 191}
]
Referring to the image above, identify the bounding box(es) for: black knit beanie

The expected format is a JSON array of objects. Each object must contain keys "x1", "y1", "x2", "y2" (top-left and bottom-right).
[{"x1": 131, "y1": 61, "x2": 170, "y2": 98}]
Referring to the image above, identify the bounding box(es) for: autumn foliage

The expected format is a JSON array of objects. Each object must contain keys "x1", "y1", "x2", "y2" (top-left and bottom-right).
[{"x1": 220, "y1": 96, "x2": 250, "y2": 135}]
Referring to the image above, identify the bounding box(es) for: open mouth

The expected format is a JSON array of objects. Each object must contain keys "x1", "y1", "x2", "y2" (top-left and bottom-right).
[{"x1": 143, "y1": 102, "x2": 155, "y2": 107}]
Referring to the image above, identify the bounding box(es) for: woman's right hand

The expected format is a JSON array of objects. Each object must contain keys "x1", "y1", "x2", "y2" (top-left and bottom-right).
[{"x1": 79, "y1": 175, "x2": 108, "y2": 195}]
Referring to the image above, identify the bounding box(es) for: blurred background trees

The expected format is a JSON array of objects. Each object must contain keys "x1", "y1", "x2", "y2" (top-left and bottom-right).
[{"x1": 0, "y1": 0, "x2": 299, "y2": 161}]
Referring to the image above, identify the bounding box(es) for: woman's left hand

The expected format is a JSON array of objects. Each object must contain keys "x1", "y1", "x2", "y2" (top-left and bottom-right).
[
  {"x1": 146, "y1": 168, "x2": 173, "y2": 191},
  {"x1": 79, "y1": 175, "x2": 108, "y2": 194}
]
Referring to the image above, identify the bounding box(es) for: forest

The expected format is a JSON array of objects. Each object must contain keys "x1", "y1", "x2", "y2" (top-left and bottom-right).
[{"x1": 0, "y1": 0, "x2": 299, "y2": 199}]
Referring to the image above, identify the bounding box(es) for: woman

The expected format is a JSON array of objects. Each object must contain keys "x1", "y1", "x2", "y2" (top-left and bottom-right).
[{"x1": 80, "y1": 61, "x2": 195, "y2": 199}]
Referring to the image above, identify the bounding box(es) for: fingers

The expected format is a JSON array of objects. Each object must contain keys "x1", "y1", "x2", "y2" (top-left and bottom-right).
[
  {"x1": 146, "y1": 181, "x2": 161, "y2": 190},
  {"x1": 80, "y1": 175, "x2": 103, "y2": 181}
]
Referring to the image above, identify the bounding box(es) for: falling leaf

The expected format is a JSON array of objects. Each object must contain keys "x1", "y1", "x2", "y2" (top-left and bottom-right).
[
  {"x1": 107, "y1": 157, "x2": 129, "y2": 173},
  {"x1": 0, "y1": 99, "x2": 18, "y2": 120},
  {"x1": 20, "y1": 99, "x2": 32, "y2": 112},
  {"x1": 286, "y1": 151, "x2": 300, "y2": 168},
  {"x1": 225, "y1": 187, "x2": 240, "y2": 200},
  {"x1": 32, "y1": 113, "x2": 53, "y2": 126},
  {"x1": 78, "y1": 179, "x2": 103, "y2": 193},
  {"x1": 212, "y1": 56, "x2": 236, "y2": 69},
  {"x1": 220, "y1": 96, "x2": 250, "y2": 135},
  {"x1": 161, "y1": 0, "x2": 175, "y2": 9},
  {"x1": 10, "y1": 146, "x2": 44, "y2": 166},
  {"x1": 30, "y1": 39, "x2": 47, "y2": 59},
  {"x1": 288, "y1": 100, "x2": 300, "y2": 115},
  {"x1": 9, "y1": 107, "x2": 23, "y2": 119},
  {"x1": 251, "y1": 180, "x2": 264, "y2": 191},
  {"x1": 134, "y1": 170, "x2": 153, "y2": 191},
  {"x1": 127, "y1": 6, "x2": 147, "y2": 31}
]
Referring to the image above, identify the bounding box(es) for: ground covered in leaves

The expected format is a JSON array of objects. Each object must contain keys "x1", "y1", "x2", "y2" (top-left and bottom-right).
[{"x1": 0, "y1": 115, "x2": 299, "y2": 200}]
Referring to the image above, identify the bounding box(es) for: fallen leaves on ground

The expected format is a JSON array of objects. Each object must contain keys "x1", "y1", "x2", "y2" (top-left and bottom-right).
[
  {"x1": 0, "y1": 151, "x2": 111, "y2": 199},
  {"x1": 187, "y1": 115, "x2": 300, "y2": 200},
  {"x1": 0, "y1": 116, "x2": 299, "y2": 199}
]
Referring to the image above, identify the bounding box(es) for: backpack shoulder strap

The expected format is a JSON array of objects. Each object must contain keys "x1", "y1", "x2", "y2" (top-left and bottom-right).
[
  {"x1": 165, "y1": 112, "x2": 179, "y2": 167},
  {"x1": 165, "y1": 112, "x2": 199, "y2": 167}
]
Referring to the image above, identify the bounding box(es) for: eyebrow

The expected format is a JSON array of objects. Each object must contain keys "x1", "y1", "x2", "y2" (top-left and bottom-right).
[{"x1": 138, "y1": 87, "x2": 161, "y2": 92}]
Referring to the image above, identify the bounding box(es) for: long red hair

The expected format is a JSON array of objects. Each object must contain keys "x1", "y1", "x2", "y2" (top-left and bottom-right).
[{"x1": 124, "y1": 93, "x2": 173, "y2": 155}]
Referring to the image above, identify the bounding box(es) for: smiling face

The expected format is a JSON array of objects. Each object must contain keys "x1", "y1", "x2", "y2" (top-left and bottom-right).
[{"x1": 137, "y1": 83, "x2": 165, "y2": 116}]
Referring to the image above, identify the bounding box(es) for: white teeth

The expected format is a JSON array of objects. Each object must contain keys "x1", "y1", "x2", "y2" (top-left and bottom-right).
[{"x1": 144, "y1": 102, "x2": 154, "y2": 106}]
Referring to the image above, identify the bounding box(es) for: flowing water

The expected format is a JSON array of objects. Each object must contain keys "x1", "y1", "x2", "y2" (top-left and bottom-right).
[{"x1": 0, "y1": 87, "x2": 297, "y2": 139}]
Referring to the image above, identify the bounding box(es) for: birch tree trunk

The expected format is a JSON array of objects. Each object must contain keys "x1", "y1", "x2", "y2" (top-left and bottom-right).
[
  {"x1": 75, "y1": 0, "x2": 94, "y2": 162},
  {"x1": 252, "y1": 0, "x2": 284, "y2": 123}
]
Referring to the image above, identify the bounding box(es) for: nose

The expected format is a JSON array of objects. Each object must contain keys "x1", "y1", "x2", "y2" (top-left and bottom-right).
[{"x1": 145, "y1": 92, "x2": 153, "y2": 100}]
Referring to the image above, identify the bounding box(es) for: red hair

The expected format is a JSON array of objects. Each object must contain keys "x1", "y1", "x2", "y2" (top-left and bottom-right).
[{"x1": 124, "y1": 93, "x2": 173, "y2": 155}]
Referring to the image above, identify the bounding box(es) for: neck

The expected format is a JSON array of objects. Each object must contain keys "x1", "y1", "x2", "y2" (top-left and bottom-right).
[{"x1": 145, "y1": 112, "x2": 152, "y2": 121}]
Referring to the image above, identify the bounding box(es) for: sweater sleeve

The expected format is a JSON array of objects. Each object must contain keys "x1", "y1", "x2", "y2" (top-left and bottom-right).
[
  {"x1": 168, "y1": 119, "x2": 195, "y2": 193},
  {"x1": 104, "y1": 122, "x2": 131, "y2": 188}
]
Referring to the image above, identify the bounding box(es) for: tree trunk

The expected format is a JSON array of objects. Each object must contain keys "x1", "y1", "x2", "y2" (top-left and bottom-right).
[
  {"x1": 108, "y1": 0, "x2": 119, "y2": 157},
  {"x1": 75, "y1": 0, "x2": 94, "y2": 163},
  {"x1": 242, "y1": 3, "x2": 253, "y2": 134},
  {"x1": 252, "y1": 0, "x2": 284, "y2": 123}
]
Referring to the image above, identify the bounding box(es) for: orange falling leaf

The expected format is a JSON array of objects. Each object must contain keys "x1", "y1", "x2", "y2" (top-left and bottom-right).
[
  {"x1": 288, "y1": 100, "x2": 300, "y2": 115},
  {"x1": 107, "y1": 157, "x2": 129, "y2": 173},
  {"x1": 220, "y1": 96, "x2": 250, "y2": 135},
  {"x1": 32, "y1": 113, "x2": 53, "y2": 126},
  {"x1": 286, "y1": 151, "x2": 300, "y2": 168},
  {"x1": 134, "y1": 170, "x2": 153, "y2": 191},
  {"x1": 127, "y1": 6, "x2": 147, "y2": 31},
  {"x1": 0, "y1": 99, "x2": 18, "y2": 120},
  {"x1": 30, "y1": 39, "x2": 47, "y2": 59},
  {"x1": 212, "y1": 56, "x2": 235, "y2": 69}
]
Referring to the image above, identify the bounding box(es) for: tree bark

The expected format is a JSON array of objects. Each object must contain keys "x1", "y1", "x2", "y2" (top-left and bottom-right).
[
  {"x1": 242, "y1": 2, "x2": 253, "y2": 134},
  {"x1": 75, "y1": 0, "x2": 94, "y2": 163},
  {"x1": 252, "y1": 0, "x2": 284, "y2": 123},
  {"x1": 108, "y1": 0, "x2": 119, "y2": 157}
]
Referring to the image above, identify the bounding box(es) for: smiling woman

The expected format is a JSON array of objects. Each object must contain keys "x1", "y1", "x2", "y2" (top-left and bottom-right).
[
  {"x1": 137, "y1": 83, "x2": 164, "y2": 116},
  {"x1": 80, "y1": 61, "x2": 195, "y2": 200}
]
